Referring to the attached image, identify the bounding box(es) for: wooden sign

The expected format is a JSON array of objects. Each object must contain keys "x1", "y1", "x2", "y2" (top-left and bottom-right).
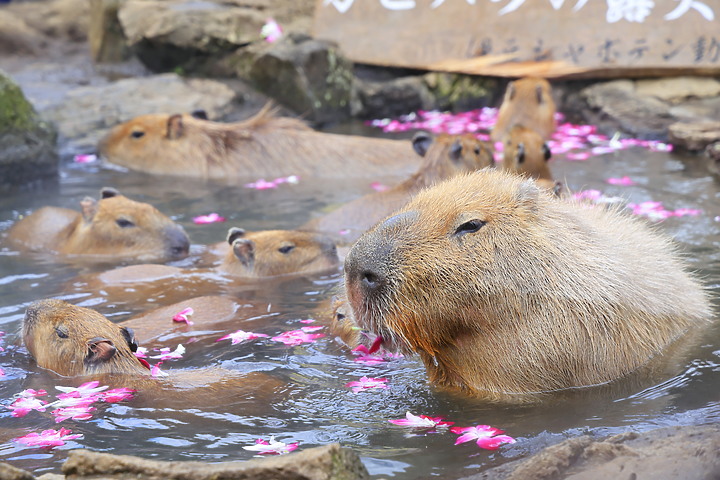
[{"x1": 313, "y1": 0, "x2": 720, "y2": 78}]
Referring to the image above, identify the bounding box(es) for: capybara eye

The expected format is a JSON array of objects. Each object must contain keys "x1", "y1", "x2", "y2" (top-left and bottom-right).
[
  {"x1": 55, "y1": 326, "x2": 69, "y2": 339},
  {"x1": 278, "y1": 244, "x2": 295, "y2": 254},
  {"x1": 454, "y1": 220, "x2": 486, "y2": 236},
  {"x1": 130, "y1": 131, "x2": 145, "y2": 139},
  {"x1": 474, "y1": 146, "x2": 482, "y2": 155},
  {"x1": 115, "y1": 218, "x2": 135, "y2": 228}
]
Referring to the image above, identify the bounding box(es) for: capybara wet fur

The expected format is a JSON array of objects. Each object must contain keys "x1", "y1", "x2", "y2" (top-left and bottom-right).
[
  {"x1": 491, "y1": 77, "x2": 556, "y2": 142},
  {"x1": 303, "y1": 132, "x2": 494, "y2": 243},
  {"x1": 98, "y1": 105, "x2": 420, "y2": 180},
  {"x1": 343, "y1": 169, "x2": 712, "y2": 401},
  {"x1": 5, "y1": 187, "x2": 189, "y2": 262}
]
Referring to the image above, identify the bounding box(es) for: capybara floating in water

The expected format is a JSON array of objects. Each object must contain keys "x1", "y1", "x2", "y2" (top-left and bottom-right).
[
  {"x1": 491, "y1": 77, "x2": 556, "y2": 142},
  {"x1": 343, "y1": 169, "x2": 711, "y2": 400},
  {"x1": 98, "y1": 105, "x2": 421, "y2": 180},
  {"x1": 22, "y1": 299, "x2": 282, "y2": 410},
  {"x1": 501, "y1": 125, "x2": 562, "y2": 194},
  {"x1": 4, "y1": 187, "x2": 189, "y2": 262},
  {"x1": 303, "y1": 132, "x2": 494, "y2": 244},
  {"x1": 70, "y1": 227, "x2": 340, "y2": 307}
]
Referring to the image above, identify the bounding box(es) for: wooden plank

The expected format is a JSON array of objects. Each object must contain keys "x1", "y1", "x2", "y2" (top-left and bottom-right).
[{"x1": 313, "y1": 0, "x2": 720, "y2": 78}]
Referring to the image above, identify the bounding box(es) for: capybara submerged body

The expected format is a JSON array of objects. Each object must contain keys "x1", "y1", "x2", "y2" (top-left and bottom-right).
[
  {"x1": 303, "y1": 132, "x2": 494, "y2": 244},
  {"x1": 98, "y1": 106, "x2": 420, "y2": 180},
  {"x1": 5, "y1": 187, "x2": 189, "y2": 262},
  {"x1": 343, "y1": 169, "x2": 711, "y2": 400}
]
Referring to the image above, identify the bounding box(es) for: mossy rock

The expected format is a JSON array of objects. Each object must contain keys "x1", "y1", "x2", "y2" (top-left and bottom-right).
[
  {"x1": 0, "y1": 70, "x2": 58, "y2": 189},
  {"x1": 425, "y1": 73, "x2": 498, "y2": 111}
]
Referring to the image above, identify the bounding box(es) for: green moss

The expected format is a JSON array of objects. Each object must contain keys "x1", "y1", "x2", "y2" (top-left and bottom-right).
[
  {"x1": 0, "y1": 72, "x2": 37, "y2": 132},
  {"x1": 425, "y1": 72, "x2": 497, "y2": 110}
]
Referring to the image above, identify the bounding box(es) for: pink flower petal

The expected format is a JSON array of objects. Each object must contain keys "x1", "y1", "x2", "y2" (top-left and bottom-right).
[
  {"x1": 7, "y1": 397, "x2": 48, "y2": 417},
  {"x1": 243, "y1": 436, "x2": 298, "y2": 455},
  {"x1": 217, "y1": 329, "x2": 269, "y2": 345},
  {"x1": 271, "y1": 329, "x2": 325, "y2": 346},
  {"x1": 172, "y1": 307, "x2": 194, "y2": 325},
  {"x1": 73, "y1": 154, "x2": 97, "y2": 163},
  {"x1": 370, "y1": 181, "x2": 389, "y2": 192},
  {"x1": 450, "y1": 425, "x2": 515, "y2": 450},
  {"x1": 14, "y1": 428, "x2": 83, "y2": 448},
  {"x1": 389, "y1": 412, "x2": 454, "y2": 428},
  {"x1": 193, "y1": 213, "x2": 226, "y2": 224},
  {"x1": 101, "y1": 388, "x2": 136, "y2": 403},
  {"x1": 344, "y1": 376, "x2": 388, "y2": 393},
  {"x1": 51, "y1": 405, "x2": 96, "y2": 423},
  {"x1": 606, "y1": 176, "x2": 636, "y2": 186}
]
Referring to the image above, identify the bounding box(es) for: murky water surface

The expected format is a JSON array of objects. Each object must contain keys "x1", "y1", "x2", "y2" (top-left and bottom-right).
[{"x1": 0, "y1": 144, "x2": 718, "y2": 478}]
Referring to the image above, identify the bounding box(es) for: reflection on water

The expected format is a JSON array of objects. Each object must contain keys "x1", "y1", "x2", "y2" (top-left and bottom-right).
[{"x1": 0, "y1": 146, "x2": 718, "y2": 478}]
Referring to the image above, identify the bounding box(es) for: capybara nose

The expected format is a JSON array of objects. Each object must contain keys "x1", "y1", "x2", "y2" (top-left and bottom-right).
[
  {"x1": 360, "y1": 269, "x2": 385, "y2": 292},
  {"x1": 166, "y1": 226, "x2": 190, "y2": 258}
]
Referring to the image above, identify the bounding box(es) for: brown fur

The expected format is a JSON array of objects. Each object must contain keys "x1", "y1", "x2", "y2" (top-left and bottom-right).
[
  {"x1": 492, "y1": 77, "x2": 556, "y2": 142},
  {"x1": 5, "y1": 187, "x2": 189, "y2": 262},
  {"x1": 502, "y1": 125, "x2": 553, "y2": 181},
  {"x1": 98, "y1": 105, "x2": 421, "y2": 179},
  {"x1": 22, "y1": 299, "x2": 283, "y2": 410},
  {"x1": 343, "y1": 169, "x2": 712, "y2": 400},
  {"x1": 303, "y1": 133, "x2": 494, "y2": 243}
]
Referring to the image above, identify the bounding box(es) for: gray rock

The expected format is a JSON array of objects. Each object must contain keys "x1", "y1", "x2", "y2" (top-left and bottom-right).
[
  {"x1": 62, "y1": 443, "x2": 369, "y2": 479},
  {"x1": 424, "y1": 72, "x2": 498, "y2": 111},
  {"x1": 353, "y1": 76, "x2": 435, "y2": 119},
  {"x1": 248, "y1": 34, "x2": 354, "y2": 124},
  {"x1": 580, "y1": 80, "x2": 676, "y2": 140},
  {"x1": 668, "y1": 121, "x2": 720, "y2": 151},
  {"x1": 118, "y1": 0, "x2": 265, "y2": 72},
  {"x1": 0, "y1": 11, "x2": 48, "y2": 56},
  {"x1": 41, "y1": 73, "x2": 237, "y2": 149},
  {"x1": 5, "y1": 0, "x2": 89, "y2": 42},
  {"x1": 0, "y1": 71, "x2": 58, "y2": 189},
  {"x1": 635, "y1": 76, "x2": 720, "y2": 103},
  {"x1": 0, "y1": 462, "x2": 35, "y2": 480},
  {"x1": 462, "y1": 424, "x2": 720, "y2": 480},
  {"x1": 89, "y1": 0, "x2": 133, "y2": 63}
]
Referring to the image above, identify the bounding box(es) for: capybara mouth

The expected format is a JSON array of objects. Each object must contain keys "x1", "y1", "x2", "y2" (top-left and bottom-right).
[{"x1": 165, "y1": 226, "x2": 190, "y2": 259}]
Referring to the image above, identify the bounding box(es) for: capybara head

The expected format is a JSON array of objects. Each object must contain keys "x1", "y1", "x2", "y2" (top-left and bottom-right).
[
  {"x1": 219, "y1": 227, "x2": 340, "y2": 278},
  {"x1": 412, "y1": 132, "x2": 494, "y2": 180},
  {"x1": 343, "y1": 169, "x2": 711, "y2": 398},
  {"x1": 23, "y1": 299, "x2": 149, "y2": 377},
  {"x1": 66, "y1": 187, "x2": 189, "y2": 261},
  {"x1": 491, "y1": 77, "x2": 556, "y2": 142},
  {"x1": 502, "y1": 125, "x2": 553, "y2": 182}
]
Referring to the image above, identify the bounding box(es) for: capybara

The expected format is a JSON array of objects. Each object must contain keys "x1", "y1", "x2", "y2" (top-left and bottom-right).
[
  {"x1": 70, "y1": 227, "x2": 340, "y2": 307},
  {"x1": 343, "y1": 169, "x2": 712, "y2": 400},
  {"x1": 98, "y1": 105, "x2": 421, "y2": 180},
  {"x1": 501, "y1": 125, "x2": 562, "y2": 194},
  {"x1": 491, "y1": 77, "x2": 556, "y2": 142},
  {"x1": 4, "y1": 187, "x2": 189, "y2": 262},
  {"x1": 22, "y1": 299, "x2": 283, "y2": 410},
  {"x1": 303, "y1": 132, "x2": 494, "y2": 243}
]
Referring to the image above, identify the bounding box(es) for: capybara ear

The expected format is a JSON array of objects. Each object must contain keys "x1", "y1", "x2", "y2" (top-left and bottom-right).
[
  {"x1": 86, "y1": 337, "x2": 117, "y2": 364},
  {"x1": 121, "y1": 327, "x2": 138, "y2": 352},
  {"x1": 449, "y1": 140, "x2": 463, "y2": 161},
  {"x1": 516, "y1": 179, "x2": 540, "y2": 213},
  {"x1": 515, "y1": 143, "x2": 526, "y2": 164},
  {"x1": 552, "y1": 181, "x2": 564, "y2": 197},
  {"x1": 507, "y1": 81, "x2": 516, "y2": 101},
  {"x1": 166, "y1": 114, "x2": 184, "y2": 140},
  {"x1": 100, "y1": 187, "x2": 120, "y2": 199},
  {"x1": 80, "y1": 197, "x2": 98, "y2": 223},
  {"x1": 411, "y1": 131, "x2": 434, "y2": 157},
  {"x1": 232, "y1": 238, "x2": 256, "y2": 268},
  {"x1": 190, "y1": 109, "x2": 208, "y2": 120},
  {"x1": 542, "y1": 143, "x2": 552, "y2": 161},
  {"x1": 226, "y1": 227, "x2": 246, "y2": 245},
  {"x1": 536, "y1": 84, "x2": 544, "y2": 104}
]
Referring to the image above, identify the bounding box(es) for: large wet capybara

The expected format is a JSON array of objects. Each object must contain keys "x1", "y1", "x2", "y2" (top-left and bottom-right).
[
  {"x1": 491, "y1": 77, "x2": 556, "y2": 142},
  {"x1": 98, "y1": 105, "x2": 421, "y2": 180},
  {"x1": 22, "y1": 299, "x2": 283, "y2": 410},
  {"x1": 302, "y1": 132, "x2": 494, "y2": 244},
  {"x1": 4, "y1": 187, "x2": 189, "y2": 262},
  {"x1": 343, "y1": 169, "x2": 712, "y2": 401}
]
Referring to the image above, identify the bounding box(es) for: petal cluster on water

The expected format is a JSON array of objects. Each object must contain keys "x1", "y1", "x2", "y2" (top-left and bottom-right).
[
  {"x1": 606, "y1": 176, "x2": 637, "y2": 186},
  {"x1": 271, "y1": 326, "x2": 325, "y2": 346},
  {"x1": 217, "y1": 329, "x2": 269, "y2": 345},
  {"x1": 389, "y1": 412, "x2": 454, "y2": 429},
  {"x1": 149, "y1": 344, "x2": 186, "y2": 361},
  {"x1": 172, "y1": 307, "x2": 194, "y2": 325},
  {"x1": 450, "y1": 425, "x2": 516, "y2": 450},
  {"x1": 627, "y1": 201, "x2": 702, "y2": 220},
  {"x1": 14, "y1": 428, "x2": 83, "y2": 448},
  {"x1": 245, "y1": 175, "x2": 299, "y2": 190},
  {"x1": 242, "y1": 436, "x2": 299, "y2": 455},
  {"x1": 193, "y1": 213, "x2": 226, "y2": 224},
  {"x1": 344, "y1": 376, "x2": 388, "y2": 393},
  {"x1": 73, "y1": 154, "x2": 98, "y2": 163}
]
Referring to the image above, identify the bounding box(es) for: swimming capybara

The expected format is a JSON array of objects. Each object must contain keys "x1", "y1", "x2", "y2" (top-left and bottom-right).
[
  {"x1": 22, "y1": 299, "x2": 283, "y2": 410},
  {"x1": 302, "y1": 132, "x2": 494, "y2": 243},
  {"x1": 4, "y1": 187, "x2": 189, "y2": 262},
  {"x1": 491, "y1": 77, "x2": 556, "y2": 142},
  {"x1": 98, "y1": 105, "x2": 421, "y2": 180},
  {"x1": 343, "y1": 169, "x2": 712, "y2": 400},
  {"x1": 501, "y1": 125, "x2": 562, "y2": 194}
]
